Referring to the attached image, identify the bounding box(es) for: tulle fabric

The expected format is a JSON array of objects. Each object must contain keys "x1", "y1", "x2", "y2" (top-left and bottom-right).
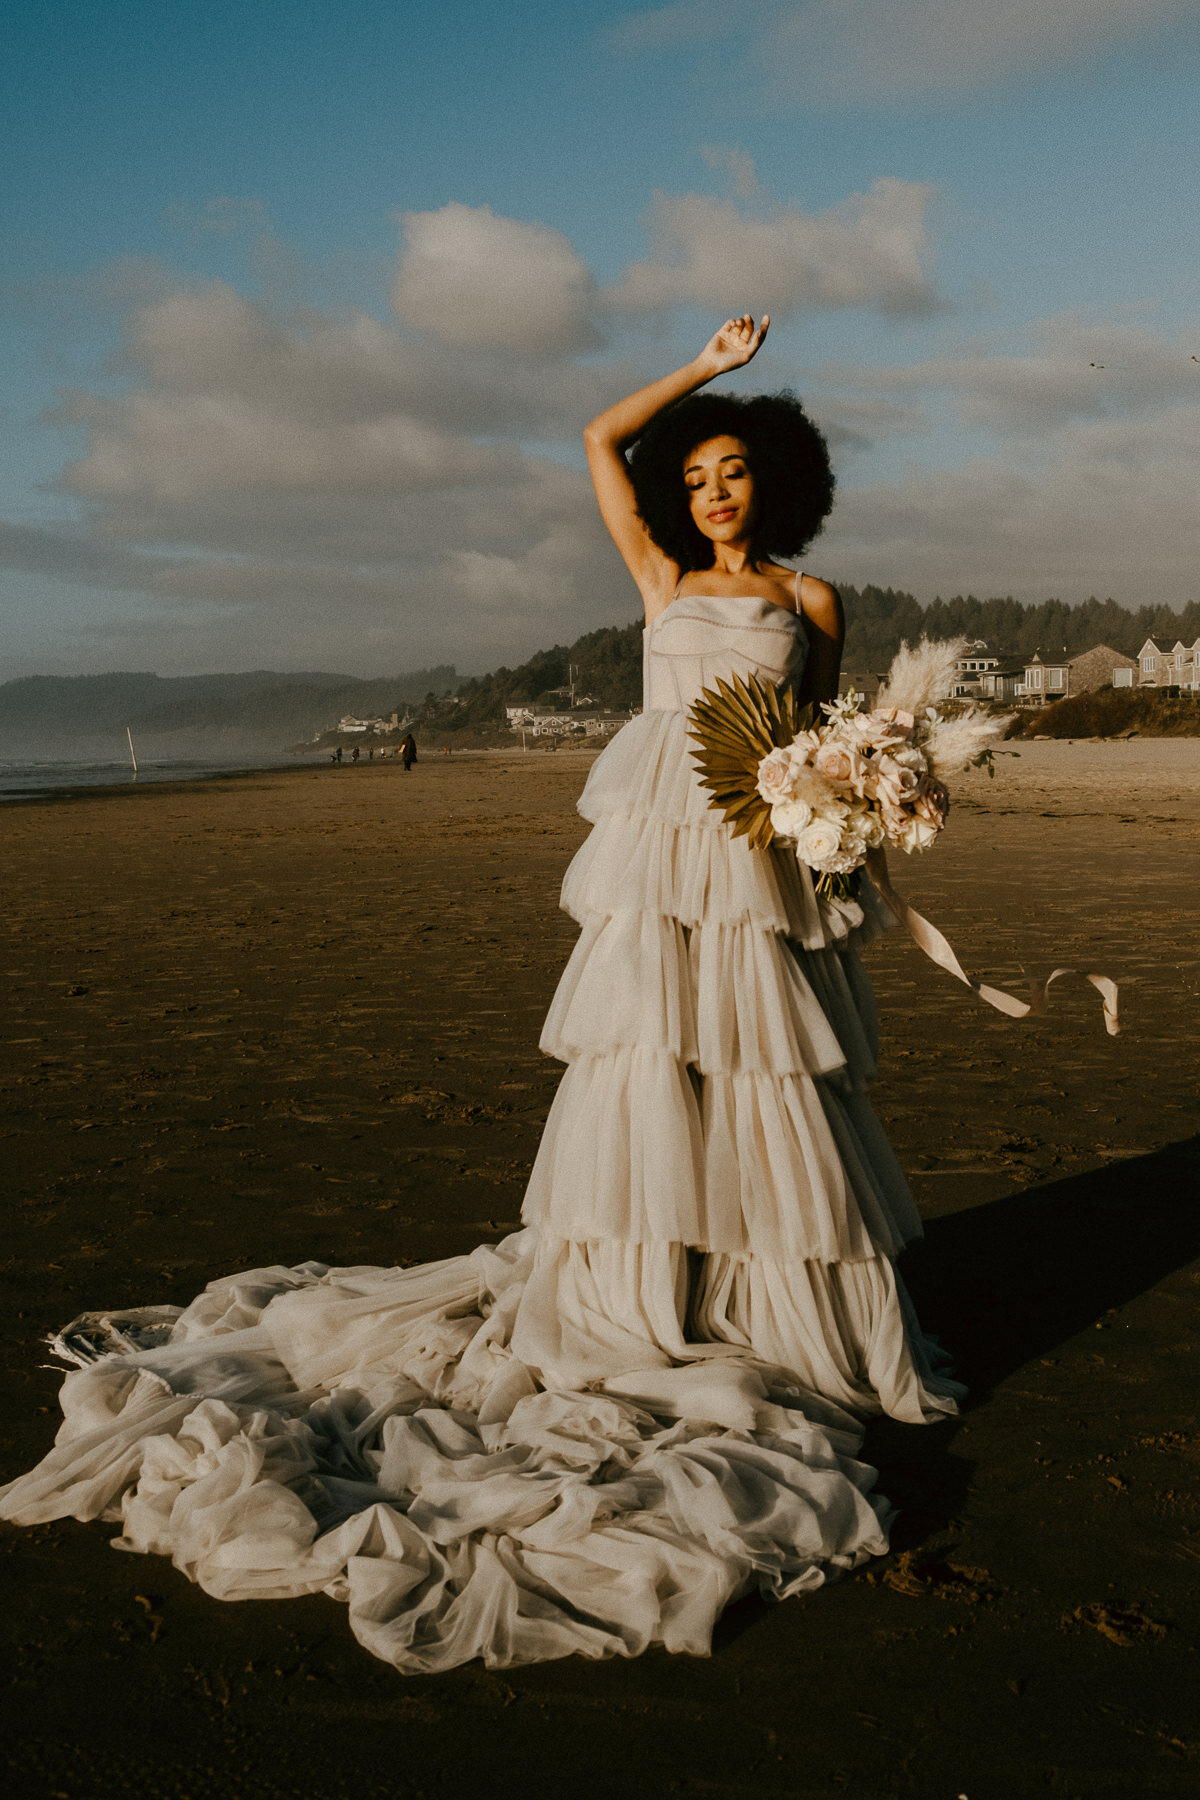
[
  {"x1": 0, "y1": 1244, "x2": 898, "y2": 1670},
  {"x1": 0, "y1": 594, "x2": 963, "y2": 1674}
]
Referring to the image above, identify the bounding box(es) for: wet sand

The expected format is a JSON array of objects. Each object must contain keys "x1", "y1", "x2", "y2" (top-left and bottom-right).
[{"x1": 2, "y1": 741, "x2": 1198, "y2": 1799}]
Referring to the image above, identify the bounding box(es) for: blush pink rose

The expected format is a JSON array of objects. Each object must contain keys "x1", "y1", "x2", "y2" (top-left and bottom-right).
[
  {"x1": 851, "y1": 707, "x2": 915, "y2": 748},
  {"x1": 756, "y1": 747, "x2": 794, "y2": 803}
]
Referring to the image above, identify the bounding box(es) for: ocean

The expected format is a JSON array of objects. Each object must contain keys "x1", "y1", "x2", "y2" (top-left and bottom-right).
[{"x1": 0, "y1": 753, "x2": 306, "y2": 803}]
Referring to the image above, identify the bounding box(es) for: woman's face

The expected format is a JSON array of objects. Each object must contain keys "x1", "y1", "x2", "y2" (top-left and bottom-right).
[{"x1": 684, "y1": 435, "x2": 756, "y2": 546}]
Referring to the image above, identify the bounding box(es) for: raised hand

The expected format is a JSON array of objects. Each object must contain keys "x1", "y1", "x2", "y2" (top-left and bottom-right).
[{"x1": 700, "y1": 313, "x2": 770, "y2": 376}]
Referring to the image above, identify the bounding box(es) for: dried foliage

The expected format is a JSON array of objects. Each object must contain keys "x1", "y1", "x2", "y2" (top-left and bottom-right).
[{"x1": 686, "y1": 672, "x2": 814, "y2": 849}]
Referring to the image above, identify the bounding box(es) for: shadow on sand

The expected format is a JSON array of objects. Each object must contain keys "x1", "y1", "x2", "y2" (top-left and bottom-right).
[
  {"x1": 716, "y1": 1135, "x2": 1200, "y2": 1646},
  {"x1": 906, "y1": 1131, "x2": 1200, "y2": 1390},
  {"x1": 870, "y1": 1131, "x2": 1200, "y2": 1546}
]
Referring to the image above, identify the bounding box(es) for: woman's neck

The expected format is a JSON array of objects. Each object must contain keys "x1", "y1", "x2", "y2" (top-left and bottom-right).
[{"x1": 705, "y1": 543, "x2": 758, "y2": 576}]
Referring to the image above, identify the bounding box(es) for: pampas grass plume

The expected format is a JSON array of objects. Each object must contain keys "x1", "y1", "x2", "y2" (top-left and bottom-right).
[
  {"x1": 876, "y1": 636, "x2": 969, "y2": 715},
  {"x1": 923, "y1": 707, "x2": 1014, "y2": 778}
]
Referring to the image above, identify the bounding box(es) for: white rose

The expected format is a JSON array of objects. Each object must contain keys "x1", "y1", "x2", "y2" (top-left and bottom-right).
[
  {"x1": 785, "y1": 733, "x2": 821, "y2": 775},
  {"x1": 888, "y1": 811, "x2": 940, "y2": 855},
  {"x1": 795, "y1": 817, "x2": 844, "y2": 869},
  {"x1": 770, "y1": 795, "x2": 813, "y2": 838},
  {"x1": 862, "y1": 809, "x2": 887, "y2": 849},
  {"x1": 756, "y1": 747, "x2": 795, "y2": 804}
]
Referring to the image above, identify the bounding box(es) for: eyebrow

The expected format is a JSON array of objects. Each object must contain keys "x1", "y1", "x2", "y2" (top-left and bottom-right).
[{"x1": 683, "y1": 453, "x2": 747, "y2": 476}]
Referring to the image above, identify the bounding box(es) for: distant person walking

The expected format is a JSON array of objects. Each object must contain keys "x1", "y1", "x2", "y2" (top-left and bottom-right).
[{"x1": 400, "y1": 734, "x2": 417, "y2": 772}]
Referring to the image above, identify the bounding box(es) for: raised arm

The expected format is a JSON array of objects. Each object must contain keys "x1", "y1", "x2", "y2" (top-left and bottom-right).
[{"x1": 583, "y1": 314, "x2": 769, "y2": 609}]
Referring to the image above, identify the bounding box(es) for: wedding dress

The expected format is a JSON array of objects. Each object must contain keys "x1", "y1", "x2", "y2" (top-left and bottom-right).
[{"x1": 0, "y1": 586, "x2": 963, "y2": 1672}]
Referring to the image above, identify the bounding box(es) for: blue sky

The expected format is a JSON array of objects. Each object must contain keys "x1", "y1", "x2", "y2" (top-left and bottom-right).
[{"x1": 3, "y1": 0, "x2": 1199, "y2": 678}]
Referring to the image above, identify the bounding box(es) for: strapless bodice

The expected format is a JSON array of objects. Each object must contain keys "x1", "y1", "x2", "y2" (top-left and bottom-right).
[{"x1": 643, "y1": 593, "x2": 809, "y2": 714}]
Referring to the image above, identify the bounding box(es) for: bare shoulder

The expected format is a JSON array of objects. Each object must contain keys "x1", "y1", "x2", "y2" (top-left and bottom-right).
[{"x1": 797, "y1": 573, "x2": 842, "y2": 629}]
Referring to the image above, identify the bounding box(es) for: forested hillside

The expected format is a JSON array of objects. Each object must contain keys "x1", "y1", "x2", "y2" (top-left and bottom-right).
[
  {"x1": 840, "y1": 587, "x2": 1200, "y2": 672},
  {"x1": 418, "y1": 587, "x2": 1200, "y2": 733},
  {"x1": 429, "y1": 622, "x2": 646, "y2": 728}
]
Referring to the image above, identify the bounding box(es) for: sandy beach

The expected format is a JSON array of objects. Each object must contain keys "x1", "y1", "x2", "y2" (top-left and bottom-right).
[{"x1": 2, "y1": 740, "x2": 1198, "y2": 1799}]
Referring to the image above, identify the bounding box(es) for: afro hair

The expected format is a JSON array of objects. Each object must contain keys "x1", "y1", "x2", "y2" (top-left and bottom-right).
[{"x1": 627, "y1": 390, "x2": 835, "y2": 573}]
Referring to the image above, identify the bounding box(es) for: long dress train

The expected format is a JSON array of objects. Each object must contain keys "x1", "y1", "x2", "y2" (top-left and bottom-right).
[{"x1": 0, "y1": 589, "x2": 963, "y2": 1672}]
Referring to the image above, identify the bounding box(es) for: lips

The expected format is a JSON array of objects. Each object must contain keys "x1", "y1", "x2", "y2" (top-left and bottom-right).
[{"x1": 707, "y1": 508, "x2": 736, "y2": 523}]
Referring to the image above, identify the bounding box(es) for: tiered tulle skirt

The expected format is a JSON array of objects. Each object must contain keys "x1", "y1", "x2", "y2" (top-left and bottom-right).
[
  {"x1": 515, "y1": 709, "x2": 960, "y2": 1418},
  {"x1": 0, "y1": 709, "x2": 962, "y2": 1672}
]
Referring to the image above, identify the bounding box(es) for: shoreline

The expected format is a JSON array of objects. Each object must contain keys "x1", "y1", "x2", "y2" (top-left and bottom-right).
[{"x1": 0, "y1": 743, "x2": 603, "y2": 807}]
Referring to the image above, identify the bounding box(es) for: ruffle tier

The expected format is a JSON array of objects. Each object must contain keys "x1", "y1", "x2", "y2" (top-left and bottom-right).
[
  {"x1": 540, "y1": 910, "x2": 864, "y2": 1081},
  {"x1": 0, "y1": 1239, "x2": 916, "y2": 1673},
  {"x1": 569, "y1": 709, "x2": 892, "y2": 951},
  {"x1": 533, "y1": 708, "x2": 916, "y2": 1263},
  {"x1": 511, "y1": 1232, "x2": 962, "y2": 1420},
  {"x1": 519, "y1": 1046, "x2": 921, "y2": 1260}
]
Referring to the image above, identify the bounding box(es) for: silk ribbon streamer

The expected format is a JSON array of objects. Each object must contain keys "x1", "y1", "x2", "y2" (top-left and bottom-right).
[{"x1": 864, "y1": 847, "x2": 1119, "y2": 1037}]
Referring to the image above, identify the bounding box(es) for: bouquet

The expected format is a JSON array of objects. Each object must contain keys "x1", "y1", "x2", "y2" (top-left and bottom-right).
[
  {"x1": 687, "y1": 636, "x2": 1012, "y2": 895},
  {"x1": 686, "y1": 637, "x2": 1118, "y2": 1035}
]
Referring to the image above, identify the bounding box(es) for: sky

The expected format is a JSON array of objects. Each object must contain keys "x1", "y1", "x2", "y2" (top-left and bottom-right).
[{"x1": 2, "y1": 0, "x2": 1199, "y2": 680}]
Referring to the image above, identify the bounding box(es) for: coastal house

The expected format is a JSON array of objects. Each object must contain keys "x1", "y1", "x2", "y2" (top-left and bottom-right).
[
  {"x1": 1135, "y1": 638, "x2": 1173, "y2": 685},
  {"x1": 1173, "y1": 638, "x2": 1200, "y2": 689},
  {"x1": 951, "y1": 646, "x2": 1001, "y2": 696},
  {"x1": 529, "y1": 713, "x2": 586, "y2": 737},
  {"x1": 1137, "y1": 636, "x2": 1200, "y2": 689},
  {"x1": 837, "y1": 670, "x2": 884, "y2": 705},
  {"x1": 950, "y1": 643, "x2": 1025, "y2": 704},
  {"x1": 978, "y1": 661, "x2": 1026, "y2": 703},
  {"x1": 1015, "y1": 653, "x2": 1068, "y2": 706},
  {"x1": 1067, "y1": 643, "x2": 1137, "y2": 694},
  {"x1": 1016, "y1": 645, "x2": 1137, "y2": 706}
]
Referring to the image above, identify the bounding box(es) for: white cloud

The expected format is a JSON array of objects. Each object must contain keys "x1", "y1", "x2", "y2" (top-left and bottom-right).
[
  {"x1": 391, "y1": 203, "x2": 601, "y2": 356},
  {"x1": 613, "y1": 0, "x2": 1200, "y2": 102},
  {"x1": 822, "y1": 315, "x2": 1198, "y2": 436},
  {"x1": 806, "y1": 309, "x2": 1200, "y2": 599},
  {"x1": 11, "y1": 189, "x2": 1199, "y2": 679},
  {"x1": 11, "y1": 265, "x2": 635, "y2": 671},
  {"x1": 603, "y1": 179, "x2": 938, "y2": 317},
  {"x1": 819, "y1": 395, "x2": 1200, "y2": 603}
]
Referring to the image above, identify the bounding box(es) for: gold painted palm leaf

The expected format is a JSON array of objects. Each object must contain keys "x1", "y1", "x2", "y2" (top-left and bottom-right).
[{"x1": 686, "y1": 672, "x2": 814, "y2": 850}]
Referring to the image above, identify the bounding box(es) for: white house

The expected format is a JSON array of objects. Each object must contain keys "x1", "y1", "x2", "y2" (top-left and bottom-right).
[
  {"x1": 951, "y1": 645, "x2": 1002, "y2": 697},
  {"x1": 1137, "y1": 636, "x2": 1200, "y2": 689}
]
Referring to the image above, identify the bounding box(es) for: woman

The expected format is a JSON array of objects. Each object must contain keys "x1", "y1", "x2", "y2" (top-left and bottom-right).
[{"x1": 0, "y1": 316, "x2": 960, "y2": 1674}]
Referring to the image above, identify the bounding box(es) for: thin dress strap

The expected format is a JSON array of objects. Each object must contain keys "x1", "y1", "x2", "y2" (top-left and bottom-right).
[{"x1": 794, "y1": 569, "x2": 804, "y2": 611}]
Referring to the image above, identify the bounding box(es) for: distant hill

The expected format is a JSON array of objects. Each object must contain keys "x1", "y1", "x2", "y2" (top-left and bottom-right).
[
  {"x1": 0, "y1": 667, "x2": 456, "y2": 757},
  {"x1": 412, "y1": 588, "x2": 1200, "y2": 735},
  {"x1": 11, "y1": 585, "x2": 1196, "y2": 756}
]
